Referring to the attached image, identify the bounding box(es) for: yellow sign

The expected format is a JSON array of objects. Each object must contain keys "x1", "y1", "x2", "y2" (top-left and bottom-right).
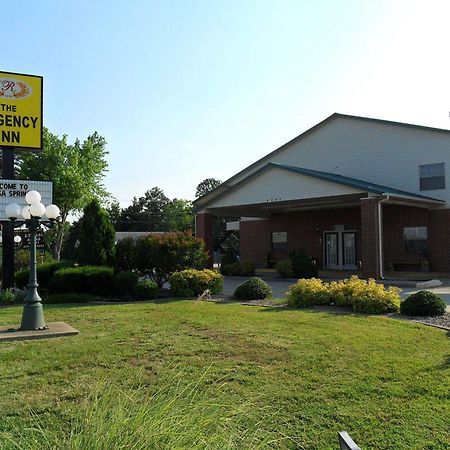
[{"x1": 0, "y1": 71, "x2": 43, "y2": 149}]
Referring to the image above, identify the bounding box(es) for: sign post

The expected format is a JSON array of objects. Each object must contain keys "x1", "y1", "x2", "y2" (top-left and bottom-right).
[{"x1": 0, "y1": 71, "x2": 43, "y2": 289}]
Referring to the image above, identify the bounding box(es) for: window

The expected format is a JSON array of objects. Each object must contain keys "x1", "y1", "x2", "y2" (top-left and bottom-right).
[
  {"x1": 403, "y1": 227, "x2": 427, "y2": 256},
  {"x1": 271, "y1": 232, "x2": 287, "y2": 252},
  {"x1": 419, "y1": 163, "x2": 445, "y2": 190}
]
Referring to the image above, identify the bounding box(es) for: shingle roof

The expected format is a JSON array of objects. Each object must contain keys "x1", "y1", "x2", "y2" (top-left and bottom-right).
[{"x1": 269, "y1": 162, "x2": 444, "y2": 203}]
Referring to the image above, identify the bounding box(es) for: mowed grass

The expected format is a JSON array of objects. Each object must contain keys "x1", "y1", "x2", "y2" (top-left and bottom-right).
[{"x1": 0, "y1": 300, "x2": 449, "y2": 449}]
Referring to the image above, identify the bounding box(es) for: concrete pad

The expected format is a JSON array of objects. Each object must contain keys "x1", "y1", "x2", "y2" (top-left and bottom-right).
[
  {"x1": 415, "y1": 279, "x2": 442, "y2": 289},
  {"x1": 0, "y1": 322, "x2": 79, "y2": 342}
]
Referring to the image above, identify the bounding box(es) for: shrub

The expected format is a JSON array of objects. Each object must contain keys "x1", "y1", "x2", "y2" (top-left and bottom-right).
[
  {"x1": 115, "y1": 238, "x2": 136, "y2": 272},
  {"x1": 221, "y1": 261, "x2": 255, "y2": 276},
  {"x1": 234, "y1": 277, "x2": 272, "y2": 300},
  {"x1": 50, "y1": 266, "x2": 114, "y2": 296},
  {"x1": 286, "y1": 276, "x2": 401, "y2": 313},
  {"x1": 113, "y1": 271, "x2": 139, "y2": 298},
  {"x1": 15, "y1": 250, "x2": 56, "y2": 271},
  {"x1": 351, "y1": 279, "x2": 401, "y2": 314},
  {"x1": 78, "y1": 199, "x2": 116, "y2": 266},
  {"x1": 0, "y1": 288, "x2": 24, "y2": 305},
  {"x1": 400, "y1": 290, "x2": 446, "y2": 316},
  {"x1": 286, "y1": 278, "x2": 330, "y2": 307},
  {"x1": 220, "y1": 249, "x2": 238, "y2": 273},
  {"x1": 275, "y1": 259, "x2": 294, "y2": 278},
  {"x1": 135, "y1": 280, "x2": 158, "y2": 300},
  {"x1": 134, "y1": 232, "x2": 208, "y2": 287},
  {"x1": 169, "y1": 269, "x2": 223, "y2": 297},
  {"x1": 15, "y1": 261, "x2": 71, "y2": 290},
  {"x1": 43, "y1": 293, "x2": 96, "y2": 304},
  {"x1": 290, "y1": 249, "x2": 318, "y2": 278}
]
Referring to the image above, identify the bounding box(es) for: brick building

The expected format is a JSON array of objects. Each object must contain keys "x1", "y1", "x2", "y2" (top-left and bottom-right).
[{"x1": 194, "y1": 114, "x2": 450, "y2": 278}]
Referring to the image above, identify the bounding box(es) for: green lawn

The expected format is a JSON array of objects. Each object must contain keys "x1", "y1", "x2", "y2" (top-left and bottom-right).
[{"x1": 0, "y1": 300, "x2": 449, "y2": 449}]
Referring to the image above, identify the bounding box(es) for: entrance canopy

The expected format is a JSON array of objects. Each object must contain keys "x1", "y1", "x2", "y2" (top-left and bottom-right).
[{"x1": 195, "y1": 162, "x2": 445, "y2": 217}]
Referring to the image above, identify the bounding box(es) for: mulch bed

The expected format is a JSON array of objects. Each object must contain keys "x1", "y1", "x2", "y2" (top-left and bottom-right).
[{"x1": 389, "y1": 311, "x2": 450, "y2": 331}]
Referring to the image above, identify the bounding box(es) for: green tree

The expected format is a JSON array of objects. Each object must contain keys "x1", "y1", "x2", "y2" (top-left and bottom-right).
[
  {"x1": 195, "y1": 178, "x2": 222, "y2": 198},
  {"x1": 118, "y1": 187, "x2": 170, "y2": 231},
  {"x1": 134, "y1": 232, "x2": 208, "y2": 287},
  {"x1": 106, "y1": 199, "x2": 122, "y2": 228},
  {"x1": 163, "y1": 199, "x2": 193, "y2": 231},
  {"x1": 18, "y1": 128, "x2": 109, "y2": 259},
  {"x1": 78, "y1": 199, "x2": 115, "y2": 266}
]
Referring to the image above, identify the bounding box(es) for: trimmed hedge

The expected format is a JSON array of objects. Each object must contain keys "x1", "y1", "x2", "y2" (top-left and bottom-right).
[
  {"x1": 49, "y1": 266, "x2": 114, "y2": 296},
  {"x1": 221, "y1": 261, "x2": 255, "y2": 277},
  {"x1": 15, "y1": 262, "x2": 71, "y2": 290},
  {"x1": 275, "y1": 259, "x2": 294, "y2": 278},
  {"x1": 169, "y1": 269, "x2": 223, "y2": 297},
  {"x1": 287, "y1": 276, "x2": 401, "y2": 314},
  {"x1": 400, "y1": 290, "x2": 446, "y2": 316},
  {"x1": 113, "y1": 271, "x2": 139, "y2": 298},
  {"x1": 135, "y1": 280, "x2": 158, "y2": 300},
  {"x1": 234, "y1": 277, "x2": 272, "y2": 300},
  {"x1": 290, "y1": 249, "x2": 318, "y2": 278},
  {"x1": 43, "y1": 293, "x2": 97, "y2": 304}
]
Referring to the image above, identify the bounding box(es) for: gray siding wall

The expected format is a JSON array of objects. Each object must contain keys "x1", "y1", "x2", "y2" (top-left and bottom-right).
[{"x1": 230, "y1": 117, "x2": 450, "y2": 206}]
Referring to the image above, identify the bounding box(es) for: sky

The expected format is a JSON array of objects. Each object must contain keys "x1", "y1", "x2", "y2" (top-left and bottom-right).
[{"x1": 2, "y1": 0, "x2": 450, "y2": 207}]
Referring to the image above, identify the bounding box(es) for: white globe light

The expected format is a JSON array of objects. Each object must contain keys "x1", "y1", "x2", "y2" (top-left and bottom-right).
[
  {"x1": 5, "y1": 203, "x2": 21, "y2": 219},
  {"x1": 30, "y1": 202, "x2": 46, "y2": 218},
  {"x1": 14, "y1": 235, "x2": 22, "y2": 243},
  {"x1": 45, "y1": 204, "x2": 60, "y2": 220},
  {"x1": 0, "y1": 235, "x2": 3, "y2": 243},
  {"x1": 22, "y1": 206, "x2": 31, "y2": 220},
  {"x1": 25, "y1": 190, "x2": 41, "y2": 205}
]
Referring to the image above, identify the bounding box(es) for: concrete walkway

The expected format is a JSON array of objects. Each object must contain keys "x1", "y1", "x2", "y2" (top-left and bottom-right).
[{"x1": 223, "y1": 276, "x2": 450, "y2": 308}]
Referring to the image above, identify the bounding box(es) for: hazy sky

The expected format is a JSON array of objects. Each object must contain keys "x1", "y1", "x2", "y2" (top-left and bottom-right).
[{"x1": 3, "y1": 0, "x2": 450, "y2": 206}]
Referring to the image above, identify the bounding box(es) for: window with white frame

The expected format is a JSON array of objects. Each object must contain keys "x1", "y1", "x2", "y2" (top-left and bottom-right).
[{"x1": 419, "y1": 163, "x2": 445, "y2": 190}]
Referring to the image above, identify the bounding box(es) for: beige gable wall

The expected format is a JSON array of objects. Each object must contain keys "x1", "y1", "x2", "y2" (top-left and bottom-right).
[{"x1": 209, "y1": 166, "x2": 363, "y2": 208}]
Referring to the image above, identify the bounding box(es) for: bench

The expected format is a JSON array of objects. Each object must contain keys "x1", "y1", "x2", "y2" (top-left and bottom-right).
[{"x1": 392, "y1": 260, "x2": 428, "y2": 271}]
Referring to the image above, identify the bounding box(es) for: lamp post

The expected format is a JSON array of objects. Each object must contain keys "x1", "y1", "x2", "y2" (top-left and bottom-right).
[{"x1": 5, "y1": 190, "x2": 60, "y2": 331}]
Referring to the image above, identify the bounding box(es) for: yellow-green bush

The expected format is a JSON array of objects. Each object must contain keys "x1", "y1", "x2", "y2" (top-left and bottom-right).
[
  {"x1": 169, "y1": 269, "x2": 223, "y2": 297},
  {"x1": 287, "y1": 276, "x2": 401, "y2": 313},
  {"x1": 286, "y1": 278, "x2": 330, "y2": 307}
]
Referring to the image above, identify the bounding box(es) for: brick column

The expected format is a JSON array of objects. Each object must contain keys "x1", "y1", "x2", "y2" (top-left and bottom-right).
[
  {"x1": 360, "y1": 198, "x2": 381, "y2": 279},
  {"x1": 196, "y1": 213, "x2": 215, "y2": 268}
]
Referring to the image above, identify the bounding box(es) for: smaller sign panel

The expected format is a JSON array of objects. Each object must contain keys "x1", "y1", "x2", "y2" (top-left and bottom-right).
[
  {"x1": 0, "y1": 71, "x2": 43, "y2": 149},
  {"x1": 14, "y1": 228, "x2": 47, "y2": 250},
  {"x1": 0, "y1": 179, "x2": 52, "y2": 220}
]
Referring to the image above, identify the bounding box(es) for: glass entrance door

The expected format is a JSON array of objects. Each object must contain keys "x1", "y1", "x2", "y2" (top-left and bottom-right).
[
  {"x1": 324, "y1": 231, "x2": 357, "y2": 270},
  {"x1": 324, "y1": 232, "x2": 339, "y2": 269},
  {"x1": 342, "y1": 232, "x2": 356, "y2": 269}
]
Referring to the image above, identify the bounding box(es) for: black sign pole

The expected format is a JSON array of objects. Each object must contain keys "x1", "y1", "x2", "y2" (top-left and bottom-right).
[{"x1": 2, "y1": 146, "x2": 15, "y2": 289}]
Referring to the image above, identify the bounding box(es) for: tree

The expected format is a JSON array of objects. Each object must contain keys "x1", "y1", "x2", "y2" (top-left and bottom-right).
[
  {"x1": 117, "y1": 187, "x2": 170, "y2": 231},
  {"x1": 18, "y1": 128, "x2": 109, "y2": 259},
  {"x1": 78, "y1": 199, "x2": 115, "y2": 266},
  {"x1": 195, "y1": 178, "x2": 222, "y2": 198},
  {"x1": 133, "y1": 232, "x2": 208, "y2": 287},
  {"x1": 106, "y1": 199, "x2": 122, "y2": 227},
  {"x1": 163, "y1": 199, "x2": 193, "y2": 231},
  {"x1": 60, "y1": 219, "x2": 82, "y2": 261}
]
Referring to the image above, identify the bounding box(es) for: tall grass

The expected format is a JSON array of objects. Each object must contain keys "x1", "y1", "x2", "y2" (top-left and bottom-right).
[{"x1": 4, "y1": 369, "x2": 300, "y2": 449}]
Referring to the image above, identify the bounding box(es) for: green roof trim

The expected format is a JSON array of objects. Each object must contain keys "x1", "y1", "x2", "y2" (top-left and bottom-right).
[{"x1": 270, "y1": 162, "x2": 444, "y2": 202}]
